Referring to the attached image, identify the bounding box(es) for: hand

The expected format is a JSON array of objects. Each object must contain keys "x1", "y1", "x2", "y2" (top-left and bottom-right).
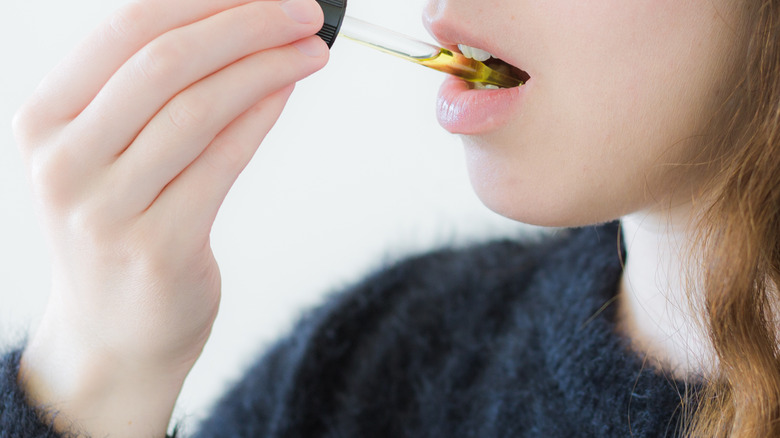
[{"x1": 13, "y1": 0, "x2": 327, "y2": 435}]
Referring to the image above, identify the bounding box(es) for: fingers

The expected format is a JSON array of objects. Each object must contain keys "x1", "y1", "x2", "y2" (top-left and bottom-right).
[
  {"x1": 69, "y1": 0, "x2": 324, "y2": 164},
  {"x1": 106, "y1": 36, "x2": 328, "y2": 215},
  {"x1": 149, "y1": 84, "x2": 296, "y2": 242},
  {"x1": 18, "y1": 0, "x2": 258, "y2": 126}
]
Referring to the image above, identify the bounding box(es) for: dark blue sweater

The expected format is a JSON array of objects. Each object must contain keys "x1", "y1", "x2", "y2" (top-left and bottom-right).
[{"x1": 0, "y1": 223, "x2": 697, "y2": 437}]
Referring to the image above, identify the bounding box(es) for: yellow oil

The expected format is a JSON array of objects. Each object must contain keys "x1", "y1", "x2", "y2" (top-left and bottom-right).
[
  {"x1": 342, "y1": 35, "x2": 523, "y2": 89},
  {"x1": 416, "y1": 49, "x2": 523, "y2": 89}
]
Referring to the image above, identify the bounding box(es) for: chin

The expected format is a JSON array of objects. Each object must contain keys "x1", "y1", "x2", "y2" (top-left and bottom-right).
[{"x1": 466, "y1": 169, "x2": 629, "y2": 229}]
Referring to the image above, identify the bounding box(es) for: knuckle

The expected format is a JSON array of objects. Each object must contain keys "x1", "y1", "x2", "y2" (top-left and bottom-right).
[
  {"x1": 67, "y1": 202, "x2": 106, "y2": 235},
  {"x1": 27, "y1": 147, "x2": 77, "y2": 209},
  {"x1": 204, "y1": 139, "x2": 247, "y2": 174},
  {"x1": 107, "y1": 0, "x2": 148, "y2": 42},
  {"x1": 65, "y1": 201, "x2": 124, "y2": 249},
  {"x1": 138, "y1": 247, "x2": 175, "y2": 278},
  {"x1": 135, "y1": 36, "x2": 185, "y2": 84},
  {"x1": 28, "y1": 149, "x2": 62, "y2": 188},
  {"x1": 11, "y1": 107, "x2": 34, "y2": 148},
  {"x1": 166, "y1": 94, "x2": 211, "y2": 132},
  {"x1": 126, "y1": 227, "x2": 176, "y2": 275},
  {"x1": 12, "y1": 100, "x2": 49, "y2": 150}
]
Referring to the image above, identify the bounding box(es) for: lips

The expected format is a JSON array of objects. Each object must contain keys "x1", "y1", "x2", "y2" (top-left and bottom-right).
[
  {"x1": 436, "y1": 74, "x2": 528, "y2": 134},
  {"x1": 428, "y1": 23, "x2": 531, "y2": 134}
]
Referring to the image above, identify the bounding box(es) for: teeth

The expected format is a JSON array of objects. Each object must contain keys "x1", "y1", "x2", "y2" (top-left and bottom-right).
[
  {"x1": 457, "y1": 44, "x2": 473, "y2": 59},
  {"x1": 473, "y1": 82, "x2": 502, "y2": 90},
  {"x1": 470, "y1": 47, "x2": 492, "y2": 62},
  {"x1": 457, "y1": 44, "x2": 493, "y2": 62}
]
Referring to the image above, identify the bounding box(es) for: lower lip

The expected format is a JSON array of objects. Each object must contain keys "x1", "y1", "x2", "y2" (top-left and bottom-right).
[{"x1": 436, "y1": 75, "x2": 527, "y2": 135}]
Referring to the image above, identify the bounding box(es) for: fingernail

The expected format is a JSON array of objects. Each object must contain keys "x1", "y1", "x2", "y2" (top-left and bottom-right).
[
  {"x1": 280, "y1": 0, "x2": 321, "y2": 24},
  {"x1": 292, "y1": 37, "x2": 327, "y2": 57}
]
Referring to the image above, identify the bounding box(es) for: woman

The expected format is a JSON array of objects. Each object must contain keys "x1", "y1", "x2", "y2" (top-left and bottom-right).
[{"x1": 2, "y1": 0, "x2": 778, "y2": 436}]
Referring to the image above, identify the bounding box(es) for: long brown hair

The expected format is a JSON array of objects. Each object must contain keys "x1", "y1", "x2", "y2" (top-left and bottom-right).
[{"x1": 681, "y1": 0, "x2": 780, "y2": 435}]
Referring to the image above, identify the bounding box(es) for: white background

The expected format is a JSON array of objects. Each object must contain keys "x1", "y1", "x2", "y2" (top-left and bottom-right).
[{"x1": 0, "y1": 0, "x2": 532, "y2": 428}]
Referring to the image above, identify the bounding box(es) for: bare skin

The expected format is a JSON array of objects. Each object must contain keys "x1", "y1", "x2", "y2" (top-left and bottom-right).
[
  {"x1": 14, "y1": 0, "x2": 328, "y2": 435},
  {"x1": 617, "y1": 206, "x2": 714, "y2": 382}
]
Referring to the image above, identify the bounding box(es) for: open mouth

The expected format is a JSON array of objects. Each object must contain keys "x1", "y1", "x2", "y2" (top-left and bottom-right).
[{"x1": 457, "y1": 44, "x2": 531, "y2": 89}]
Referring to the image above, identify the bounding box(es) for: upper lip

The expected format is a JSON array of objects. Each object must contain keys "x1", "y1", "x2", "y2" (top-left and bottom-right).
[{"x1": 423, "y1": 18, "x2": 529, "y2": 76}]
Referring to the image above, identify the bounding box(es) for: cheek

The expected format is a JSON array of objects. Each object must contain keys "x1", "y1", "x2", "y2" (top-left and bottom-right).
[
  {"x1": 464, "y1": 1, "x2": 739, "y2": 227},
  {"x1": 537, "y1": 2, "x2": 716, "y2": 153}
]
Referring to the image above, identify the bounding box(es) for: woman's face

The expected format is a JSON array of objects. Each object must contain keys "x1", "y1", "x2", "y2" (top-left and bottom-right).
[{"x1": 424, "y1": 0, "x2": 746, "y2": 227}]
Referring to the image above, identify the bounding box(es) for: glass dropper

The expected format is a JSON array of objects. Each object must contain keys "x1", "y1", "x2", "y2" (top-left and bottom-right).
[
  {"x1": 313, "y1": 0, "x2": 524, "y2": 89},
  {"x1": 337, "y1": 16, "x2": 523, "y2": 89}
]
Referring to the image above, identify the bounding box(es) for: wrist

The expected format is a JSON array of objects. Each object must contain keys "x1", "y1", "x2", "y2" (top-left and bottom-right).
[{"x1": 19, "y1": 312, "x2": 191, "y2": 438}]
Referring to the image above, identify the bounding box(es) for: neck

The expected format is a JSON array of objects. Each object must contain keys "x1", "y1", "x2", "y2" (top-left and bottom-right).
[{"x1": 617, "y1": 205, "x2": 715, "y2": 381}]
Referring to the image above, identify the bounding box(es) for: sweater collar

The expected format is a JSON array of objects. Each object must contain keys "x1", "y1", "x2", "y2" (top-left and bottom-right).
[{"x1": 536, "y1": 222, "x2": 698, "y2": 436}]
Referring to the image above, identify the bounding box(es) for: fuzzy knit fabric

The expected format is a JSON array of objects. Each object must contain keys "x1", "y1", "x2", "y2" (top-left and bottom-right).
[{"x1": 0, "y1": 222, "x2": 698, "y2": 437}]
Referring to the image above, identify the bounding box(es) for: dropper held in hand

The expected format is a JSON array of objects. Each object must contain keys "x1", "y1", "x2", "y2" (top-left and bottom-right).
[{"x1": 313, "y1": 0, "x2": 524, "y2": 89}]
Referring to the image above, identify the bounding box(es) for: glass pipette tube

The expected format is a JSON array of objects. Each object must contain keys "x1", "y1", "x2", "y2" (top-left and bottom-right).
[{"x1": 338, "y1": 16, "x2": 523, "y2": 89}]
